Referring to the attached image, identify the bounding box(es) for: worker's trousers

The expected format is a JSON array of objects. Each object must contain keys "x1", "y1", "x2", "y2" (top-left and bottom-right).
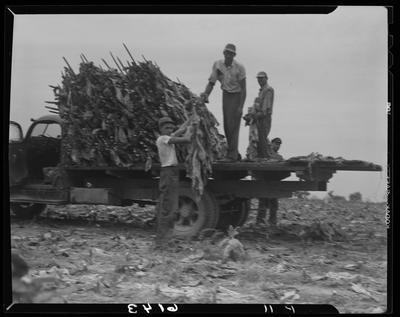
[
  {"x1": 223, "y1": 91, "x2": 242, "y2": 160},
  {"x1": 256, "y1": 113, "x2": 272, "y2": 158},
  {"x1": 156, "y1": 166, "x2": 179, "y2": 241},
  {"x1": 257, "y1": 198, "x2": 278, "y2": 225}
]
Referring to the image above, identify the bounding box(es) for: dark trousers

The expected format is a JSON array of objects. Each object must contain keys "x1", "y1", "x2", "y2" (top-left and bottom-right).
[
  {"x1": 256, "y1": 113, "x2": 272, "y2": 158},
  {"x1": 156, "y1": 166, "x2": 179, "y2": 240},
  {"x1": 223, "y1": 91, "x2": 242, "y2": 160},
  {"x1": 257, "y1": 198, "x2": 278, "y2": 225}
]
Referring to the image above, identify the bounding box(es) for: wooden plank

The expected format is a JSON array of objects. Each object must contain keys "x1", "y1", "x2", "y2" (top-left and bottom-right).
[
  {"x1": 321, "y1": 165, "x2": 382, "y2": 172},
  {"x1": 64, "y1": 160, "x2": 382, "y2": 173},
  {"x1": 208, "y1": 180, "x2": 322, "y2": 198},
  {"x1": 10, "y1": 188, "x2": 69, "y2": 204}
]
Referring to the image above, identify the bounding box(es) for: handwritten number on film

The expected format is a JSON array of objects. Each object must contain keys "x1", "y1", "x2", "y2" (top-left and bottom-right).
[
  {"x1": 264, "y1": 304, "x2": 296, "y2": 314},
  {"x1": 128, "y1": 304, "x2": 178, "y2": 314}
]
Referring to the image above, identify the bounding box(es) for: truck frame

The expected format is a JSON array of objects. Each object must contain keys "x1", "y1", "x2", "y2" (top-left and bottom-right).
[{"x1": 9, "y1": 115, "x2": 382, "y2": 236}]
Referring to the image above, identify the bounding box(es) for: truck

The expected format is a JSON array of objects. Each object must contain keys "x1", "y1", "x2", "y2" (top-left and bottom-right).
[{"x1": 9, "y1": 115, "x2": 382, "y2": 237}]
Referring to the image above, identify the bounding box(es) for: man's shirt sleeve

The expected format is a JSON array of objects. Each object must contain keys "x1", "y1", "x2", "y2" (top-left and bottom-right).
[
  {"x1": 157, "y1": 135, "x2": 171, "y2": 146},
  {"x1": 208, "y1": 61, "x2": 219, "y2": 84},
  {"x1": 238, "y1": 64, "x2": 246, "y2": 82},
  {"x1": 261, "y1": 88, "x2": 274, "y2": 113}
]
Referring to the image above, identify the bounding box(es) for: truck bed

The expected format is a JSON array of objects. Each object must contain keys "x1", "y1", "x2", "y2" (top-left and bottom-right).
[
  {"x1": 65, "y1": 159, "x2": 382, "y2": 173},
  {"x1": 11, "y1": 159, "x2": 382, "y2": 205}
]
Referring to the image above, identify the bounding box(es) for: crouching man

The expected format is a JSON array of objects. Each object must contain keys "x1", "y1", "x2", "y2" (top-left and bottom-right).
[{"x1": 154, "y1": 117, "x2": 192, "y2": 248}]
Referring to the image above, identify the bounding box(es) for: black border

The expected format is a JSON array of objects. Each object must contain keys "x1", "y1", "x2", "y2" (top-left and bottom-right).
[{"x1": 3, "y1": 4, "x2": 395, "y2": 315}]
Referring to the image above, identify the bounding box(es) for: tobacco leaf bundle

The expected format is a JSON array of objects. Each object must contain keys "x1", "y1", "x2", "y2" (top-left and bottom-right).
[{"x1": 51, "y1": 53, "x2": 226, "y2": 196}]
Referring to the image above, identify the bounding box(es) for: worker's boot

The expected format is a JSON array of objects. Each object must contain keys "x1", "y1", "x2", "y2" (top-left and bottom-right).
[
  {"x1": 256, "y1": 215, "x2": 266, "y2": 225},
  {"x1": 152, "y1": 214, "x2": 175, "y2": 251}
]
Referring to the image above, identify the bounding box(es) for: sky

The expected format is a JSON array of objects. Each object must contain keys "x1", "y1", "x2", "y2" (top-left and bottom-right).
[{"x1": 9, "y1": 7, "x2": 388, "y2": 201}]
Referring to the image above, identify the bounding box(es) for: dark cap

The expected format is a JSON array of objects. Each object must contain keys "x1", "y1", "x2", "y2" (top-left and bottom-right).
[
  {"x1": 271, "y1": 137, "x2": 282, "y2": 144},
  {"x1": 158, "y1": 117, "x2": 175, "y2": 128},
  {"x1": 256, "y1": 71, "x2": 268, "y2": 79},
  {"x1": 223, "y1": 43, "x2": 236, "y2": 54}
]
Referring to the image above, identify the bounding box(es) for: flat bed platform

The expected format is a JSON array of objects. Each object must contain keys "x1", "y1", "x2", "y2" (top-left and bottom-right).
[{"x1": 65, "y1": 159, "x2": 382, "y2": 173}]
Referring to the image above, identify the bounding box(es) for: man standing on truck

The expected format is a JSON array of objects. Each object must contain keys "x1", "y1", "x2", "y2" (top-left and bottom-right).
[
  {"x1": 256, "y1": 137, "x2": 283, "y2": 226},
  {"x1": 154, "y1": 117, "x2": 192, "y2": 248},
  {"x1": 253, "y1": 71, "x2": 274, "y2": 158},
  {"x1": 200, "y1": 43, "x2": 246, "y2": 162}
]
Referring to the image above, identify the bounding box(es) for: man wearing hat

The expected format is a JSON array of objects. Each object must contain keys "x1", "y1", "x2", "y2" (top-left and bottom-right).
[
  {"x1": 200, "y1": 43, "x2": 246, "y2": 162},
  {"x1": 268, "y1": 137, "x2": 283, "y2": 160},
  {"x1": 253, "y1": 71, "x2": 274, "y2": 158},
  {"x1": 154, "y1": 117, "x2": 192, "y2": 248}
]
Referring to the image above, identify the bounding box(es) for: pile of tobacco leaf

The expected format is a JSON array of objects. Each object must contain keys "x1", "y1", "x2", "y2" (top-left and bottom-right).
[{"x1": 50, "y1": 48, "x2": 227, "y2": 196}]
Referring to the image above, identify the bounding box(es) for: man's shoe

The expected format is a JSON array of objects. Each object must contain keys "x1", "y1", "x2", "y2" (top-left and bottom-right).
[{"x1": 256, "y1": 218, "x2": 266, "y2": 225}]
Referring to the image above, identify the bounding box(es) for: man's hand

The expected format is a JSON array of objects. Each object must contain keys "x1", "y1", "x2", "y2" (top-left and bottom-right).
[
  {"x1": 243, "y1": 113, "x2": 252, "y2": 126},
  {"x1": 200, "y1": 92, "x2": 209, "y2": 103},
  {"x1": 255, "y1": 111, "x2": 266, "y2": 119},
  {"x1": 184, "y1": 126, "x2": 193, "y2": 140}
]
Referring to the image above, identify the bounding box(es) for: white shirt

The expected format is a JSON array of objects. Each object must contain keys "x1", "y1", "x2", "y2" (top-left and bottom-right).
[
  {"x1": 208, "y1": 59, "x2": 246, "y2": 93},
  {"x1": 156, "y1": 135, "x2": 178, "y2": 167}
]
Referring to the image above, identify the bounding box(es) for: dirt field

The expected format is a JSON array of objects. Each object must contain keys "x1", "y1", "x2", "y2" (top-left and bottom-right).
[{"x1": 10, "y1": 198, "x2": 388, "y2": 313}]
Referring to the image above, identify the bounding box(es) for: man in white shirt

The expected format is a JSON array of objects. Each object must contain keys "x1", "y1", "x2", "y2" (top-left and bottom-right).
[
  {"x1": 155, "y1": 117, "x2": 192, "y2": 248},
  {"x1": 253, "y1": 71, "x2": 274, "y2": 158},
  {"x1": 201, "y1": 43, "x2": 247, "y2": 162}
]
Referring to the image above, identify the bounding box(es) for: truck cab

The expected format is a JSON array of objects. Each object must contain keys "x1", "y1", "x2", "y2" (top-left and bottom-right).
[{"x1": 9, "y1": 115, "x2": 62, "y2": 218}]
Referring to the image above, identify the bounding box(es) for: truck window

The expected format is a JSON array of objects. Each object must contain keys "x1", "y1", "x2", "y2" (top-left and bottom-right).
[
  {"x1": 30, "y1": 123, "x2": 61, "y2": 138},
  {"x1": 9, "y1": 123, "x2": 23, "y2": 143}
]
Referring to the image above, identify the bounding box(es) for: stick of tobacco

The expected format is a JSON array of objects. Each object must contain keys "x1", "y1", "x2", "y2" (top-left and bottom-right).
[
  {"x1": 45, "y1": 101, "x2": 59, "y2": 105},
  {"x1": 81, "y1": 53, "x2": 89, "y2": 63},
  {"x1": 45, "y1": 106, "x2": 59, "y2": 111},
  {"x1": 62, "y1": 57, "x2": 75, "y2": 75},
  {"x1": 123, "y1": 43, "x2": 136, "y2": 64},
  {"x1": 116, "y1": 56, "x2": 127, "y2": 73},
  {"x1": 110, "y1": 52, "x2": 123, "y2": 73},
  {"x1": 101, "y1": 58, "x2": 112, "y2": 70}
]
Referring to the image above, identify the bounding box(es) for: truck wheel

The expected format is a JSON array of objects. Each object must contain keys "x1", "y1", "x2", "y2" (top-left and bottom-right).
[
  {"x1": 10, "y1": 203, "x2": 46, "y2": 219},
  {"x1": 216, "y1": 199, "x2": 250, "y2": 230},
  {"x1": 173, "y1": 183, "x2": 219, "y2": 238}
]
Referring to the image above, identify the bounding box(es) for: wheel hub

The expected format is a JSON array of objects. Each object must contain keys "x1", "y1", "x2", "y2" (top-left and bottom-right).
[
  {"x1": 179, "y1": 204, "x2": 192, "y2": 218},
  {"x1": 176, "y1": 198, "x2": 198, "y2": 226}
]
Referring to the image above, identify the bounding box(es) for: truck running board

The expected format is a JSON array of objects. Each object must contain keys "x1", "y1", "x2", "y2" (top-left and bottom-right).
[{"x1": 10, "y1": 184, "x2": 69, "y2": 204}]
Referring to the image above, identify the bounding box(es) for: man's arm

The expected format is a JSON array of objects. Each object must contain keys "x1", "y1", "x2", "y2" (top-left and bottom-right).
[
  {"x1": 261, "y1": 89, "x2": 274, "y2": 115},
  {"x1": 171, "y1": 120, "x2": 190, "y2": 137},
  {"x1": 201, "y1": 82, "x2": 215, "y2": 103},
  {"x1": 239, "y1": 78, "x2": 246, "y2": 114},
  {"x1": 201, "y1": 62, "x2": 218, "y2": 103},
  {"x1": 168, "y1": 128, "x2": 193, "y2": 144}
]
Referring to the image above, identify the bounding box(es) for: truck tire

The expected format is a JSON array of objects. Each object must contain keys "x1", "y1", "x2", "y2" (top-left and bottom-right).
[
  {"x1": 173, "y1": 182, "x2": 219, "y2": 238},
  {"x1": 216, "y1": 198, "x2": 250, "y2": 230},
  {"x1": 10, "y1": 203, "x2": 47, "y2": 219}
]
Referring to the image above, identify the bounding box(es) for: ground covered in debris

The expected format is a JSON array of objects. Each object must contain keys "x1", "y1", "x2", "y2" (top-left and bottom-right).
[{"x1": 10, "y1": 198, "x2": 387, "y2": 313}]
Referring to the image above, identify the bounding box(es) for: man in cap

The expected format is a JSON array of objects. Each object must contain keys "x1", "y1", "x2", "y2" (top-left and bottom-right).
[
  {"x1": 200, "y1": 43, "x2": 246, "y2": 162},
  {"x1": 253, "y1": 71, "x2": 274, "y2": 158},
  {"x1": 154, "y1": 117, "x2": 192, "y2": 248},
  {"x1": 257, "y1": 137, "x2": 284, "y2": 226},
  {"x1": 268, "y1": 137, "x2": 283, "y2": 160}
]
